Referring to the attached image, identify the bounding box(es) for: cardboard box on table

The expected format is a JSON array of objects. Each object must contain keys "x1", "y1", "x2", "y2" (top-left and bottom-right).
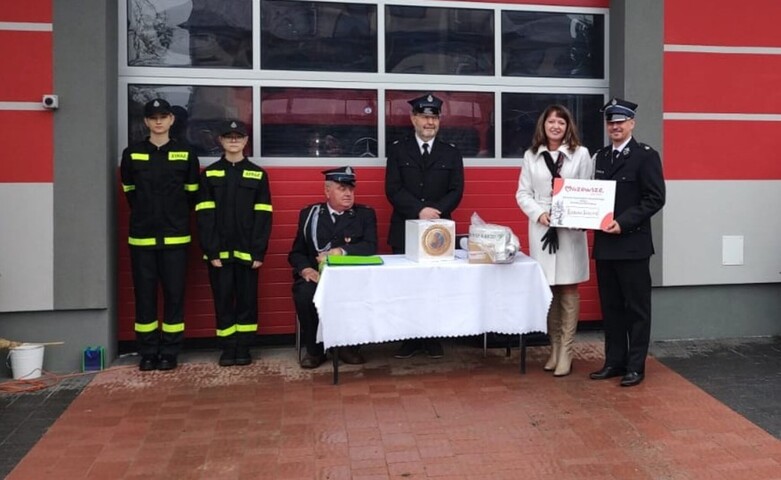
[{"x1": 404, "y1": 219, "x2": 455, "y2": 262}]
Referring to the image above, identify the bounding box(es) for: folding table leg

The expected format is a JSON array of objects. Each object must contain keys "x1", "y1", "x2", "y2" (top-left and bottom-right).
[
  {"x1": 520, "y1": 334, "x2": 527, "y2": 374},
  {"x1": 332, "y1": 347, "x2": 339, "y2": 384}
]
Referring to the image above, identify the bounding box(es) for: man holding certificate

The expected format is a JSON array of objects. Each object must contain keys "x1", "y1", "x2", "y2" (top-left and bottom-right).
[{"x1": 589, "y1": 98, "x2": 666, "y2": 387}]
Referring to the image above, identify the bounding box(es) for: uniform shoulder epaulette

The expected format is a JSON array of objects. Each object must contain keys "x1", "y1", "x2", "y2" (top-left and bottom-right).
[{"x1": 638, "y1": 143, "x2": 655, "y2": 152}]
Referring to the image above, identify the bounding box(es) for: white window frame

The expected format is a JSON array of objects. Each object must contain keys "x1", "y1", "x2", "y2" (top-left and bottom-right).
[{"x1": 118, "y1": 0, "x2": 609, "y2": 167}]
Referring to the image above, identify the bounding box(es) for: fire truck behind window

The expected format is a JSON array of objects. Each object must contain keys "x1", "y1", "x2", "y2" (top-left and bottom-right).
[
  {"x1": 502, "y1": 11, "x2": 604, "y2": 78},
  {"x1": 128, "y1": 85, "x2": 253, "y2": 157},
  {"x1": 127, "y1": 0, "x2": 252, "y2": 68},
  {"x1": 261, "y1": 1, "x2": 377, "y2": 72},
  {"x1": 501, "y1": 93, "x2": 604, "y2": 158},
  {"x1": 385, "y1": 6, "x2": 494, "y2": 76},
  {"x1": 260, "y1": 88, "x2": 378, "y2": 158},
  {"x1": 386, "y1": 91, "x2": 495, "y2": 158}
]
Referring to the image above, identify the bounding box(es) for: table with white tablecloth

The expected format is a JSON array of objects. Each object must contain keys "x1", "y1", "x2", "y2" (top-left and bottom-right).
[{"x1": 313, "y1": 254, "x2": 552, "y2": 383}]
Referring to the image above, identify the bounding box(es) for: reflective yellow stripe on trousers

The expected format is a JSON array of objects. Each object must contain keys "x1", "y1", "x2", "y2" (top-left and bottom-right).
[
  {"x1": 135, "y1": 320, "x2": 159, "y2": 333},
  {"x1": 164, "y1": 236, "x2": 191, "y2": 245},
  {"x1": 162, "y1": 322, "x2": 184, "y2": 333},
  {"x1": 216, "y1": 326, "x2": 236, "y2": 337}
]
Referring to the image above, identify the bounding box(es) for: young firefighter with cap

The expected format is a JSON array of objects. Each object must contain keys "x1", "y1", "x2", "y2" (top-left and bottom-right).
[
  {"x1": 288, "y1": 167, "x2": 378, "y2": 369},
  {"x1": 589, "y1": 97, "x2": 666, "y2": 387},
  {"x1": 385, "y1": 92, "x2": 465, "y2": 360},
  {"x1": 120, "y1": 98, "x2": 201, "y2": 371},
  {"x1": 196, "y1": 121, "x2": 273, "y2": 367}
]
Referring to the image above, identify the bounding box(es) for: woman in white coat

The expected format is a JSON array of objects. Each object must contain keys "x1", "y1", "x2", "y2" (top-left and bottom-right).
[{"x1": 516, "y1": 105, "x2": 593, "y2": 376}]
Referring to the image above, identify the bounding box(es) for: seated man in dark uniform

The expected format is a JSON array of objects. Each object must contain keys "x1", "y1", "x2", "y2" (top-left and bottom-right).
[{"x1": 288, "y1": 167, "x2": 378, "y2": 369}]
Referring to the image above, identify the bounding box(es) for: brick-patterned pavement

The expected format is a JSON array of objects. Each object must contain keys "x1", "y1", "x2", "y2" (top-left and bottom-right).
[{"x1": 5, "y1": 340, "x2": 780, "y2": 480}]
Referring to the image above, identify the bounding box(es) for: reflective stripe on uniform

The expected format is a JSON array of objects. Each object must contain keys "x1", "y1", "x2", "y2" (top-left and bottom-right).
[
  {"x1": 168, "y1": 152, "x2": 189, "y2": 160},
  {"x1": 203, "y1": 251, "x2": 232, "y2": 261},
  {"x1": 233, "y1": 251, "x2": 252, "y2": 262},
  {"x1": 164, "y1": 236, "x2": 191, "y2": 245},
  {"x1": 130, "y1": 153, "x2": 149, "y2": 161},
  {"x1": 129, "y1": 237, "x2": 156, "y2": 246},
  {"x1": 206, "y1": 170, "x2": 225, "y2": 177},
  {"x1": 184, "y1": 183, "x2": 199, "y2": 192},
  {"x1": 122, "y1": 184, "x2": 136, "y2": 192},
  {"x1": 254, "y1": 203, "x2": 272, "y2": 212},
  {"x1": 243, "y1": 170, "x2": 262, "y2": 180},
  {"x1": 162, "y1": 322, "x2": 185, "y2": 333},
  {"x1": 195, "y1": 201, "x2": 216, "y2": 211},
  {"x1": 216, "y1": 326, "x2": 236, "y2": 337},
  {"x1": 236, "y1": 324, "x2": 257, "y2": 333},
  {"x1": 135, "y1": 320, "x2": 158, "y2": 333}
]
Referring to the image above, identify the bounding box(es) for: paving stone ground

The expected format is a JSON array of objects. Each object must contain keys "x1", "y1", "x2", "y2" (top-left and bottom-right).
[{"x1": 1, "y1": 335, "x2": 779, "y2": 479}]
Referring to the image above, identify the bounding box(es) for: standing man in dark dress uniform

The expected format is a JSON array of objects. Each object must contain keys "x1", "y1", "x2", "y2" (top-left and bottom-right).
[
  {"x1": 120, "y1": 98, "x2": 201, "y2": 371},
  {"x1": 196, "y1": 120, "x2": 273, "y2": 367},
  {"x1": 288, "y1": 167, "x2": 378, "y2": 369},
  {"x1": 385, "y1": 93, "x2": 465, "y2": 359},
  {"x1": 589, "y1": 98, "x2": 666, "y2": 387}
]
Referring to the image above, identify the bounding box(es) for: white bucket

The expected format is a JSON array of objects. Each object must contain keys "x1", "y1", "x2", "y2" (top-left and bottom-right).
[{"x1": 8, "y1": 343, "x2": 45, "y2": 380}]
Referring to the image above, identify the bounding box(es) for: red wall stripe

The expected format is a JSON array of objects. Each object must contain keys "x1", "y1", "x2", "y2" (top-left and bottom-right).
[
  {"x1": 117, "y1": 166, "x2": 601, "y2": 340},
  {"x1": 0, "y1": 111, "x2": 53, "y2": 182},
  {"x1": 664, "y1": 52, "x2": 781, "y2": 114},
  {"x1": 0, "y1": 31, "x2": 52, "y2": 101},
  {"x1": 665, "y1": 0, "x2": 781, "y2": 46},
  {"x1": 0, "y1": 0, "x2": 52, "y2": 23},
  {"x1": 664, "y1": 120, "x2": 781, "y2": 180}
]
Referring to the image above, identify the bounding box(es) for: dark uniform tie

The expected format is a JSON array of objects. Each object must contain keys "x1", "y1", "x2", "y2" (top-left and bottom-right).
[
  {"x1": 422, "y1": 142, "x2": 430, "y2": 159},
  {"x1": 612, "y1": 149, "x2": 621, "y2": 165}
]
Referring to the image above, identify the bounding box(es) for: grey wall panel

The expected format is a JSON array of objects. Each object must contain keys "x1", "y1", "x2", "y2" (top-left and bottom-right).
[
  {"x1": 663, "y1": 181, "x2": 781, "y2": 285},
  {"x1": 653, "y1": 284, "x2": 781, "y2": 340},
  {"x1": 52, "y1": 0, "x2": 117, "y2": 310},
  {"x1": 610, "y1": 0, "x2": 665, "y2": 285},
  {"x1": 0, "y1": 184, "x2": 53, "y2": 311},
  {"x1": 0, "y1": 310, "x2": 112, "y2": 377}
]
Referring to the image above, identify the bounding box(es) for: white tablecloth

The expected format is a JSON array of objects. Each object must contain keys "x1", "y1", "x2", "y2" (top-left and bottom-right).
[{"x1": 313, "y1": 254, "x2": 552, "y2": 349}]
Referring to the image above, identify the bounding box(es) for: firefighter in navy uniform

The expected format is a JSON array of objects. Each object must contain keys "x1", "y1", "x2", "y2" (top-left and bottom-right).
[
  {"x1": 196, "y1": 121, "x2": 273, "y2": 367},
  {"x1": 120, "y1": 98, "x2": 201, "y2": 371},
  {"x1": 385, "y1": 93, "x2": 464, "y2": 359},
  {"x1": 589, "y1": 98, "x2": 666, "y2": 387},
  {"x1": 288, "y1": 167, "x2": 378, "y2": 369}
]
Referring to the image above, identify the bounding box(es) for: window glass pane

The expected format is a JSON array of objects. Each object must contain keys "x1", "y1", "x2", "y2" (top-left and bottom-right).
[
  {"x1": 128, "y1": 0, "x2": 252, "y2": 68},
  {"x1": 261, "y1": 1, "x2": 377, "y2": 72},
  {"x1": 128, "y1": 85, "x2": 253, "y2": 157},
  {"x1": 386, "y1": 91, "x2": 494, "y2": 158},
  {"x1": 502, "y1": 11, "x2": 604, "y2": 78},
  {"x1": 386, "y1": 6, "x2": 494, "y2": 76},
  {"x1": 260, "y1": 88, "x2": 378, "y2": 157},
  {"x1": 501, "y1": 93, "x2": 604, "y2": 158}
]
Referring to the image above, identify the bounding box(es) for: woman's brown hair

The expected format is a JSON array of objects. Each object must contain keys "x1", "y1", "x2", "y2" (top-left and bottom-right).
[{"x1": 530, "y1": 104, "x2": 582, "y2": 153}]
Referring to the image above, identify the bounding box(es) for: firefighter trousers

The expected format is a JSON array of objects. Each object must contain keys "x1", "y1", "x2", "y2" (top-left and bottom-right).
[
  {"x1": 130, "y1": 247, "x2": 188, "y2": 356},
  {"x1": 208, "y1": 262, "x2": 259, "y2": 349}
]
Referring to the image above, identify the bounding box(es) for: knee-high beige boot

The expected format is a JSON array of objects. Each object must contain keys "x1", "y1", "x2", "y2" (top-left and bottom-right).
[
  {"x1": 544, "y1": 293, "x2": 562, "y2": 371},
  {"x1": 554, "y1": 292, "x2": 580, "y2": 377}
]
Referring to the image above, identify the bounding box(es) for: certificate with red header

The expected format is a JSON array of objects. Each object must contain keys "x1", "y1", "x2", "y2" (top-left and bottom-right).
[{"x1": 550, "y1": 178, "x2": 616, "y2": 230}]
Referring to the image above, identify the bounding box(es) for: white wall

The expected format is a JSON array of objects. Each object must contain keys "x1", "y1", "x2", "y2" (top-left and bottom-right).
[
  {"x1": 663, "y1": 180, "x2": 781, "y2": 286},
  {"x1": 0, "y1": 184, "x2": 53, "y2": 311}
]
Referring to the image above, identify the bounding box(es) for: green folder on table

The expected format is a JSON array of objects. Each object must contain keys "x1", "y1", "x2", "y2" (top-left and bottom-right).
[{"x1": 326, "y1": 255, "x2": 384, "y2": 266}]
